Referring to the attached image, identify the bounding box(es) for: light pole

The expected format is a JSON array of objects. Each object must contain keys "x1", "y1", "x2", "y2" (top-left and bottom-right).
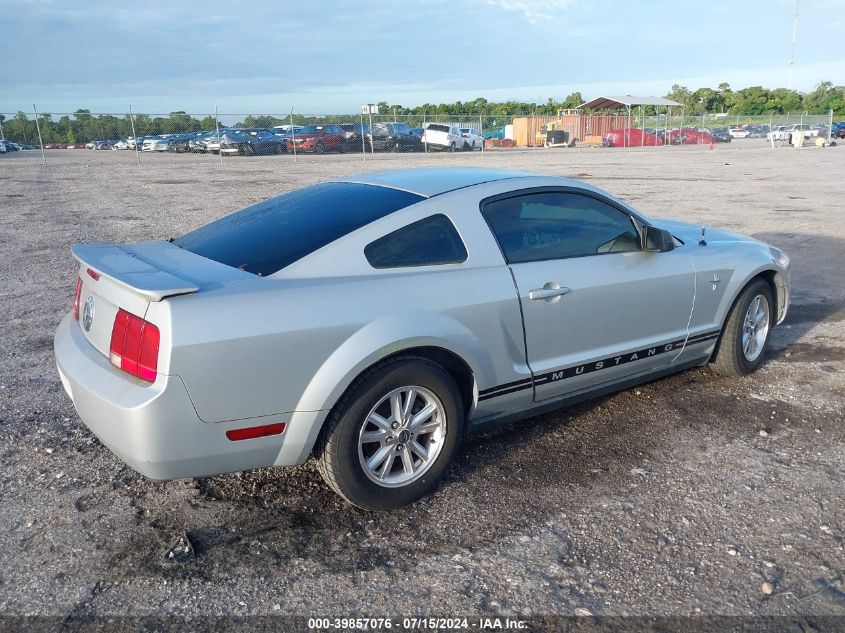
[{"x1": 788, "y1": 0, "x2": 799, "y2": 90}]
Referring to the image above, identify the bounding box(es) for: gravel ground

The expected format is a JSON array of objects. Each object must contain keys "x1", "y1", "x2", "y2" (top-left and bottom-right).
[{"x1": 0, "y1": 143, "x2": 843, "y2": 626}]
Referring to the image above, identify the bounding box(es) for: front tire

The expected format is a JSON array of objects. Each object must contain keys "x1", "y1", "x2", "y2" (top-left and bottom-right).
[
  {"x1": 315, "y1": 357, "x2": 463, "y2": 510},
  {"x1": 710, "y1": 279, "x2": 774, "y2": 376}
]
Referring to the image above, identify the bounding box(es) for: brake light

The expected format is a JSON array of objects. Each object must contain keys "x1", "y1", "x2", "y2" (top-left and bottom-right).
[
  {"x1": 226, "y1": 423, "x2": 286, "y2": 441},
  {"x1": 72, "y1": 277, "x2": 82, "y2": 320},
  {"x1": 86, "y1": 268, "x2": 100, "y2": 281},
  {"x1": 109, "y1": 309, "x2": 160, "y2": 382}
]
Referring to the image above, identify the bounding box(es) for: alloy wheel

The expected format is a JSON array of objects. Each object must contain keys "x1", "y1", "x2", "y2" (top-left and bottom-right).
[
  {"x1": 742, "y1": 294, "x2": 770, "y2": 362},
  {"x1": 357, "y1": 386, "x2": 446, "y2": 488}
]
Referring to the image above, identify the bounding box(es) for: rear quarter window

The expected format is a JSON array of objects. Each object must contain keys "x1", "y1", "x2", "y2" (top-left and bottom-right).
[
  {"x1": 365, "y1": 214, "x2": 467, "y2": 269},
  {"x1": 174, "y1": 182, "x2": 424, "y2": 276}
]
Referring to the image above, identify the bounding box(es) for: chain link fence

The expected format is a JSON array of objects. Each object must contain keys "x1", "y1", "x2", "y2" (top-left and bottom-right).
[{"x1": 0, "y1": 109, "x2": 838, "y2": 163}]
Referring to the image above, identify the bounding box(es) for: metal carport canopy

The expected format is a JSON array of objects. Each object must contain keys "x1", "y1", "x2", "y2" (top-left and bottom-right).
[{"x1": 577, "y1": 96, "x2": 683, "y2": 110}]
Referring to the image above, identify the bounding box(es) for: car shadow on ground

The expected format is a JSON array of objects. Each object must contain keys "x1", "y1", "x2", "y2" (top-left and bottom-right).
[{"x1": 110, "y1": 358, "x2": 812, "y2": 584}]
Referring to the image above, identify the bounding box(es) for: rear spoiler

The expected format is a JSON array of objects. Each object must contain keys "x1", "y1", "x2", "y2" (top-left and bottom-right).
[{"x1": 72, "y1": 242, "x2": 199, "y2": 302}]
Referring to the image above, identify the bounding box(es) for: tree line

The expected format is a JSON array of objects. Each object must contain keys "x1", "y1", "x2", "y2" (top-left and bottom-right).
[
  {"x1": 664, "y1": 81, "x2": 844, "y2": 116},
  {"x1": 1, "y1": 82, "x2": 842, "y2": 144}
]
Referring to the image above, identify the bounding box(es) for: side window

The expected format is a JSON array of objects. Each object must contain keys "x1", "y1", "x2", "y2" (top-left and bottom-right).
[
  {"x1": 482, "y1": 191, "x2": 641, "y2": 263},
  {"x1": 365, "y1": 214, "x2": 468, "y2": 269}
]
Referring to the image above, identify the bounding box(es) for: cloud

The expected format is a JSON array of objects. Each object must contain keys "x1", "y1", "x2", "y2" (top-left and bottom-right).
[{"x1": 483, "y1": 0, "x2": 578, "y2": 22}]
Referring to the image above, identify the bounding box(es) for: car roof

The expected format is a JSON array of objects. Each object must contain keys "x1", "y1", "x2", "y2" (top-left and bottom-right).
[{"x1": 336, "y1": 167, "x2": 546, "y2": 198}]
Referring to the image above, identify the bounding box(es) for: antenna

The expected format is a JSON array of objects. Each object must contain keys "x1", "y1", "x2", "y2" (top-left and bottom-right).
[
  {"x1": 699, "y1": 225, "x2": 707, "y2": 246},
  {"x1": 788, "y1": 0, "x2": 799, "y2": 90}
]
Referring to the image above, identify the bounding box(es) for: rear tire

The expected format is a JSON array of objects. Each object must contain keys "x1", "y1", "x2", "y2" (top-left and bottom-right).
[
  {"x1": 710, "y1": 279, "x2": 774, "y2": 376},
  {"x1": 315, "y1": 357, "x2": 463, "y2": 510}
]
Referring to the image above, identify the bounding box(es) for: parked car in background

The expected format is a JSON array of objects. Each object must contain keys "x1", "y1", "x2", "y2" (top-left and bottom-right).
[
  {"x1": 338, "y1": 123, "x2": 369, "y2": 152},
  {"x1": 712, "y1": 128, "x2": 732, "y2": 143},
  {"x1": 746, "y1": 125, "x2": 769, "y2": 139},
  {"x1": 785, "y1": 124, "x2": 819, "y2": 143},
  {"x1": 285, "y1": 124, "x2": 346, "y2": 153},
  {"x1": 167, "y1": 133, "x2": 199, "y2": 153},
  {"x1": 458, "y1": 128, "x2": 483, "y2": 150},
  {"x1": 604, "y1": 128, "x2": 663, "y2": 147},
  {"x1": 55, "y1": 167, "x2": 791, "y2": 510},
  {"x1": 204, "y1": 133, "x2": 223, "y2": 154},
  {"x1": 272, "y1": 125, "x2": 305, "y2": 136},
  {"x1": 188, "y1": 131, "x2": 221, "y2": 153},
  {"x1": 219, "y1": 129, "x2": 284, "y2": 156},
  {"x1": 662, "y1": 128, "x2": 714, "y2": 145},
  {"x1": 0, "y1": 142, "x2": 6, "y2": 154},
  {"x1": 420, "y1": 123, "x2": 463, "y2": 151},
  {"x1": 832, "y1": 122, "x2": 845, "y2": 139},
  {"x1": 95, "y1": 140, "x2": 116, "y2": 150},
  {"x1": 141, "y1": 137, "x2": 169, "y2": 152},
  {"x1": 728, "y1": 127, "x2": 749, "y2": 139},
  {"x1": 767, "y1": 126, "x2": 788, "y2": 142},
  {"x1": 112, "y1": 140, "x2": 130, "y2": 150},
  {"x1": 367, "y1": 122, "x2": 422, "y2": 152}
]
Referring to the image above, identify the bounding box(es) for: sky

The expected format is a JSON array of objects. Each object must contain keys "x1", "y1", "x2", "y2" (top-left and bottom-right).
[{"x1": 1, "y1": 0, "x2": 843, "y2": 115}]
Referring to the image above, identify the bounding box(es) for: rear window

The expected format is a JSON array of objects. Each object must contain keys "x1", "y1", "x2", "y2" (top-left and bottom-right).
[{"x1": 174, "y1": 182, "x2": 424, "y2": 276}]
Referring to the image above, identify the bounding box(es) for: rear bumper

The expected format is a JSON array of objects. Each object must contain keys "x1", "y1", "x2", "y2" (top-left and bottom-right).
[{"x1": 54, "y1": 313, "x2": 285, "y2": 480}]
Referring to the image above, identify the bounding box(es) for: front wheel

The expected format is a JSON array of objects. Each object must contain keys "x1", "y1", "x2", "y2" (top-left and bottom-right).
[
  {"x1": 710, "y1": 279, "x2": 774, "y2": 376},
  {"x1": 315, "y1": 357, "x2": 463, "y2": 510},
  {"x1": 315, "y1": 142, "x2": 325, "y2": 154}
]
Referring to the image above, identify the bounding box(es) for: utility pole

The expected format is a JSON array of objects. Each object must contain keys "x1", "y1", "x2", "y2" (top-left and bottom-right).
[{"x1": 788, "y1": 0, "x2": 799, "y2": 90}]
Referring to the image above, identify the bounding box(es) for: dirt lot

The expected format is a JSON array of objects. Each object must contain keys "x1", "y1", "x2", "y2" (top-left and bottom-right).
[{"x1": 0, "y1": 143, "x2": 843, "y2": 626}]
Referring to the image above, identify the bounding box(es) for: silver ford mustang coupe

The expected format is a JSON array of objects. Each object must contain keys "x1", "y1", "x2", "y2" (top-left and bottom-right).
[{"x1": 55, "y1": 168, "x2": 790, "y2": 510}]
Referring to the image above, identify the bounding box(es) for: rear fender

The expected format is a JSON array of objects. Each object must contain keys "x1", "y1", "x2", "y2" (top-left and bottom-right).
[{"x1": 276, "y1": 312, "x2": 492, "y2": 465}]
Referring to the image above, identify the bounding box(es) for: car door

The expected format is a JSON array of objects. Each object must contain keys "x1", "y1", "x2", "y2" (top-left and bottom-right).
[
  {"x1": 481, "y1": 189, "x2": 696, "y2": 401},
  {"x1": 328, "y1": 125, "x2": 344, "y2": 150},
  {"x1": 259, "y1": 130, "x2": 277, "y2": 153}
]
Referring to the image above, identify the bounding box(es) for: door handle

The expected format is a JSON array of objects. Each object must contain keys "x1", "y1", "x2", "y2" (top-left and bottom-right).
[{"x1": 528, "y1": 283, "x2": 571, "y2": 302}]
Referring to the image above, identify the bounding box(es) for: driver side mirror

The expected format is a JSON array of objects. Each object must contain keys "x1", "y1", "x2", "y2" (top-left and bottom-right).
[{"x1": 643, "y1": 226, "x2": 676, "y2": 252}]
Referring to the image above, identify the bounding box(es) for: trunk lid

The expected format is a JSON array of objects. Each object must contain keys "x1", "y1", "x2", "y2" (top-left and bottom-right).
[{"x1": 71, "y1": 240, "x2": 252, "y2": 360}]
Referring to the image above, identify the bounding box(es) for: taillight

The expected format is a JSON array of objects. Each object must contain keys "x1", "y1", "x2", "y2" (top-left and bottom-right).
[
  {"x1": 109, "y1": 308, "x2": 160, "y2": 382},
  {"x1": 72, "y1": 277, "x2": 82, "y2": 320}
]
